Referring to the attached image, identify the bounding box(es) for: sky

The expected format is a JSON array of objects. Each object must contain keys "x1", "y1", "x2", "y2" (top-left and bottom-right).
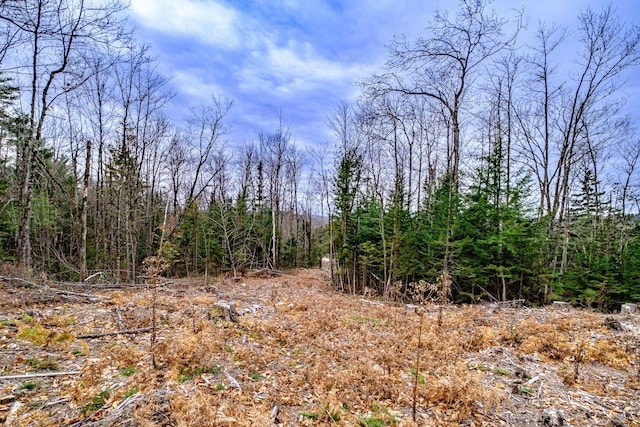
[{"x1": 128, "y1": 0, "x2": 640, "y2": 150}]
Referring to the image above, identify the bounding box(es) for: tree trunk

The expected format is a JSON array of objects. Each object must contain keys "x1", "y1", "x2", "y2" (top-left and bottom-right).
[{"x1": 79, "y1": 139, "x2": 92, "y2": 281}]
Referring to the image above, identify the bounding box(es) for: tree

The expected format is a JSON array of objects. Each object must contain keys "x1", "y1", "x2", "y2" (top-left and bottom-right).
[
  {"x1": 0, "y1": 0, "x2": 128, "y2": 268},
  {"x1": 515, "y1": 6, "x2": 640, "y2": 301},
  {"x1": 365, "y1": 0, "x2": 520, "y2": 275},
  {"x1": 259, "y1": 116, "x2": 292, "y2": 269}
]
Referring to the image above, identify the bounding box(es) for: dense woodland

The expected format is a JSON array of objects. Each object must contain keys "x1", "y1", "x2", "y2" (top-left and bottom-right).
[{"x1": 0, "y1": 0, "x2": 639, "y2": 310}]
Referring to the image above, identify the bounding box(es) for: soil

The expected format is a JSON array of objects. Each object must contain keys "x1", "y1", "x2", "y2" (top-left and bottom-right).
[{"x1": 0, "y1": 269, "x2": 638, "y2": 426}]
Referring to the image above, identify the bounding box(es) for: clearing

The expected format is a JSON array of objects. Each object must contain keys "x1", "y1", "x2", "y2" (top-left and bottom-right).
[{"x1": 0, "y1": 268, "x2": 638, "y2": 426}]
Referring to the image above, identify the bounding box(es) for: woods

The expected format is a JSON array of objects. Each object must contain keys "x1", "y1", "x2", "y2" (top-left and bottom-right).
[{"x1": 0, "y1": 0, "x2": 639, "y2": 310}]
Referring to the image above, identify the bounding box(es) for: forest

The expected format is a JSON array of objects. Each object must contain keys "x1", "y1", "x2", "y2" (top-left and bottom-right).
[{"x1": 0, "y1": 0, "x2": 639, "y2": 310}]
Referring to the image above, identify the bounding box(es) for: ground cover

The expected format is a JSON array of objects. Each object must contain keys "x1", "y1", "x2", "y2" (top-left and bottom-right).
[{"x1": 0, "y1": 269, "x2": 638, "y2": 426}]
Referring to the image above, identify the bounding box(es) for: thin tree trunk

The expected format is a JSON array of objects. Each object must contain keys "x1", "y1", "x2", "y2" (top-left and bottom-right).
[{"x1": 79, "y1": 139, "x2": 92, "y2": 281}]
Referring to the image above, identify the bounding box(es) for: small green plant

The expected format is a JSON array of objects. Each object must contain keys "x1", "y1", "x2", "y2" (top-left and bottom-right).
[
  {"x1": 249, "y1": 372, "x2": 261, "y2": 381},
  {"x1": 55, "y1": 331, "x2": 73, "y2": 343},
  {"x1": 360, "y1": 405, "x2": 398, "y2": 427},
  {"x1": 350, "y1": 314, "x2": 381, "y2": 325},
  {"x1": 21, "y1": 314, "x2": 33, "y2": 323},
  {"x1": 515, "y1": 385, "x2": 535, "y2": 395},
  {"x1": 360, "y1": 418, "x2": 384, "y2": 427},
  {"x1": 20, "y1": 381, "x2": 40, "y2": 391},
  {"x1": 410, "y1": 368, "x2": 426, "y2": 384},
  {"x1": 178, "y1": 374, "x2": 192, "y2": 383},
  {"x1": 24, "y1": 357, "x2": 58, "y2": 371},
  {"x1": 177, "y1": 366, "x2": 219, "y2": 383},
  {"x1": 323, "y1": 405, "x2": 341, "y2": 422},
  {"x1": 301, "y1": 412, "x2": 318, "y2": 421},
  {"x1": 120, "y1": 367, "x2": 136, "y2": 376},
  {"x1": 0, "y1": 319, "x2": 17, "y2": 327},
  {"x1": 123, "y1": 387, "x2": 138, "y2": 398},
  {"x1": 71, "y1": 349, "x2": 84, "y2": 356},
  {"x1": 27, "y1": 401, "x2": 45, "y2": 409},
  {"x1": 81, "y1": 390, "x2": 110, "y2": 414},
  {"x1": 471, "y1": 362, "x2": 490, "y2": 371},
  {"x1": 17, "y1": 325, "x2": 50, "y2": 345},
  {"x1": 215, "y1": 383, "x2": 225, "y2": 391},
  {"x1": 493, "y1": 367, "x2": 511, "y2": 376}
]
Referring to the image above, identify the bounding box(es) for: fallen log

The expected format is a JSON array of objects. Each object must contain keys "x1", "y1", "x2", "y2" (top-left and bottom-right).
[
  {"x1": 0, "y1": 371, "x2": 82, "y2": 381},
  {"x1": 0, "y1": 276, "x2": 105, "y2": 301},
  {"x1": 77, "y1": 327, "x2": 152, "y2": 339}
]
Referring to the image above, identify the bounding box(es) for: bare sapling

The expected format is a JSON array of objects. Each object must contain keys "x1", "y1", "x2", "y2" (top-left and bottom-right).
[
  {"x1": 145, "y1": 200, "x2": 170, "y2": 368},
  {"x1": 412, "y1": 306, "x2": 425, "y2": 422},
  {"x1": 436, "y1": 271, "x2": 452, "y2": 327}
]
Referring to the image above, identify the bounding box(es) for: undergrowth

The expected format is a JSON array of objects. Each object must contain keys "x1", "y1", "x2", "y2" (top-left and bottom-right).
[{"x1": 1, "y1": 270, "x2": 637, "y2": 426}]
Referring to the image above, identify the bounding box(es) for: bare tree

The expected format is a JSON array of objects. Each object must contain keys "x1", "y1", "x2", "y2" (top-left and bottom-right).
[
  {"x1": 365, "y1": 0, "x2": 520, "y2": 274},
  {"x1": 0, "y1": 0, "x2": 128, "y2": 269},
  {"x1": 259, "y1": 115, "x2": 291, "y2": 269},
  {"x1": 168, "y1": 95, "x2": 231, "y2": 235},
  {"x1": 367, "y1": 0, "x2": 519, "y2": 186},
  {"x1": 515, "y1": 7, "x2": 640, "y2": 300}
]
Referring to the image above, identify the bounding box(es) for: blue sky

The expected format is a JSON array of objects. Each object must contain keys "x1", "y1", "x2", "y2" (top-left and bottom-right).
[{"x1": 129, "y1": 0, "x2": 640, "y2": 149}]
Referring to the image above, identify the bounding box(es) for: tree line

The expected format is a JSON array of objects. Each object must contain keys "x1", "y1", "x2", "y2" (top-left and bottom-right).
[{"x1": 0, "y1": 0, "x2": 639, "y2": 310}]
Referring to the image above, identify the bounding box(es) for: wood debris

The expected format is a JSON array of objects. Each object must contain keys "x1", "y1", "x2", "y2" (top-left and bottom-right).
[{"x1": 0, "y1": 269, "x2": 638, "y2": 426}]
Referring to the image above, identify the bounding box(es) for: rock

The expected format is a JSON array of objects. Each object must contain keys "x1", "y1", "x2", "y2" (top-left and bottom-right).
[
  {"x1": 541, "y1": 408, "x2": 565, "y2": 426},
  {"x1": 621, "y1": 303, "x2": 637, "y2": 315},
  {"x1": 603, "y1": 316, "x2": 623, "y2": 331}
]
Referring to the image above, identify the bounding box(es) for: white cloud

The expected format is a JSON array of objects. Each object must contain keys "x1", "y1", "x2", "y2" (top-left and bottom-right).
[
  {"x1": 238, "y1": 39, "x2": 373, "y2": 99},
  {"x1": 130, "y1": 0, "x2": 241, "y2": 49},
  {"x1": 172, "y1": 70, "x2": 226, "y2": 101}
]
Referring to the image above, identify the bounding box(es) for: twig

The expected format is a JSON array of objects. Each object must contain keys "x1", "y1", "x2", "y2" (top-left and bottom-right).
[
  {"x1": 77, "y1": 327, "x2": 152, "y2": 339},
  {"x1": 42, "y1": 398, "x2": 70, "y2": 408},
  {"x1": 536, "y1": 380, "x2": 544, "y2": 399},
  {"x1": 4, "y1": 401, "x2": 22, "y2": 426},
  {"x1": 0, "y1": 276, "x2": 104, "y2": 301},
  {"x1": 412, "y1": 308, "x2": 425, "y2": 422},
  {"x1": 0, "y1": 276, "x2": 36, "y2": 286},
  {"x1": 56, "y1": 282, "x2": 147, "y2": 289},
  {"x1": 359, "y1": 298, "x2": 384, "y2": 306},
  {"x1": 526, "y1": 375, "x2": 541, "y2": 385},
  {"x1": 0, "y1": 371, "x2": 81, "y2": 381},
  {"x1": 45, "y1": 286, "x2": 104, "y2": 300},
  {"x1": 83, "y1": 272, "x2": 103, "y2": 282},
  {"x1": 67, "y1": 403, "x2": 112, "y2": 427},
  {"x1": 114, "y1": 307, "x2": 124, "y2": 330}
]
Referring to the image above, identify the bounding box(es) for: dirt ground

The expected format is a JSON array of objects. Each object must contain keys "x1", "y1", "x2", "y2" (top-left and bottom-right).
[{"x1": 0, "y1": 268, "x2": 639, "y2": 426}]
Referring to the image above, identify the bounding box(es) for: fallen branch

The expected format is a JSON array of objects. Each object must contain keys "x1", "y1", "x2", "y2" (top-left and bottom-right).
[
  {"x1": 246, "y1": 268, "x2": 288, "y2": 278},
  {"x1": 77, "y1": 327, "x2": 152, "y2": 339},
  {"x1": 0, "y1": 371, "x2": 82, "y2": 381},
  {"x1": 83, "y1": 272, "x2": 104, "y2": 282},
  {"x1": 42, "y1": 398, "x2": 70, "y2": 409},
  {"x1": 0, "y1": 276, "x2": 105, "y2": 301},
  {"x1": 360, "y1": 298, "x2": 385, "y2": 306},
  {"x1": 4, "y1": 401, "x2": 22, "y2": 426},
  {"x1": 46, "y1": 286, "x2": 104, "y2": 300},
  {"x1": 0, "y1": 276, "x2": 35, "y2": 286},
  {"x1": 67, "y1": 403, "x2": 112, "y2": 427}
]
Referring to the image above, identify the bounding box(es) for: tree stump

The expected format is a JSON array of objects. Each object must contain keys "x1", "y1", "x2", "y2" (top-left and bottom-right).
[
  {"x1": 552, "y1": 301, "x2": 571, "y2": 312},
  {"x1": 210, "y1": 301, "x2": 239, "y2": 322},
  {"x1": 621, "y1": 303, "x2": 637, "y2": 315}
]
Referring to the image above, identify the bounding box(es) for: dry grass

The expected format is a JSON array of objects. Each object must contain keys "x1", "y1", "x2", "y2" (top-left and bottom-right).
[{"x1": 0, "y1": 270, "x2": 638, "y2": 426}]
